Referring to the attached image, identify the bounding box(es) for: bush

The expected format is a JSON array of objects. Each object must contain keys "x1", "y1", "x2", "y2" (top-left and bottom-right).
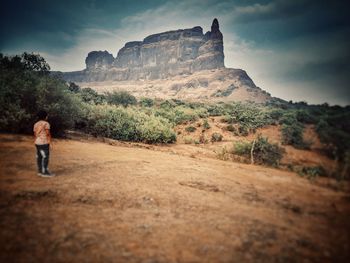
[
  {"x1": 297, "y1": 166, "x2": 327, "y2": 179},
  {"x1": 203, "y1": 119, "x2": 211, "y2": 130},
  {"x1": 139, "y1": 97, "x2": 154, "y2": 107},
  {"x1": 79, "y1": 87, "x2": 105, "y2": 104},
  {"x1": 232, "y1": 136, "x2": 284, "y2": 167},
  {"x1": 84, "y1": 104, "x2": 176, "y2": 143},
  {"x1": 68, "y1": 82, "x2": 81, "y2": 93},
  {"x1": 185, "y1": 126, "x2": 196, "y2": 132},
  {"x1": 253, "y1": 136, "x2": 284, "y2": 166},
  {"x1": 296, "y1": 110, "x2": 316, "y2": 124},
  {"x1": 139, "y1": 116, "x2": 177, "y2": 143},
  {"x1": 159, "y1": 100, "x2": 176, "y2": 109},
  {"x1": 106, "y1": 91, "x2": 137, "y2": 107},
  {"x1": 221, "y1": 115, "x2": 231, "y2": 123},
  {"x1": 279, "y1": 111, "x2": 297, "y2": 126},
  {"x1": 226, "y1": 124, "x2": 236, "y2": 132},
  {"x1": 223, "y1": 102, "x2": 273, "y2": 134},
  {"x1": 232, "y1": 141, "x2": 251, "y2": 156},
  {"x1": 316, "y1": 116, "x2": 350, "y2": 161},
  {"x1": 238, "y1": 125, "x2": 249, "y2": 136},
  {"x1": 268, "y1": 108, "x2": 284, "y2": 123},
  {"x1": 281, "y1": 123, "x2": 310, "y2": 149},
  {"x1": 155, "y1": 105, "x2": 200, "y2": 125},
  {"x1": 207, "y1": 104, "x2": 226, "y2": 116},
  {"x1": 211, "y1": 132, "x2": 223, "y2": 142}
]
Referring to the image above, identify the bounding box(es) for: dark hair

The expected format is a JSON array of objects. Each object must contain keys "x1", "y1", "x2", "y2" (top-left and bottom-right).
[{"x1": 37, "y1": 110, "x2": 48, "y2": 120}]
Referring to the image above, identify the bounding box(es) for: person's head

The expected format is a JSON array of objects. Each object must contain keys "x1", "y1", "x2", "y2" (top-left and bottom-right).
[{"x1": 37, "y1": 110, "x2": 48, "y2": 121}]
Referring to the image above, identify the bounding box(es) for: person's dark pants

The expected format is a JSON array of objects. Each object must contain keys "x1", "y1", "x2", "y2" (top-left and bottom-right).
[{"x1": 35, "y1": 144, "x2": 50, "y2": 174}]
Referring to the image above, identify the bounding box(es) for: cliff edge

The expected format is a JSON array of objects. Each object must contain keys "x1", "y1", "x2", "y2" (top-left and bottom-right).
[{"x1": 61, "y1": 19, "x2": 272, "y2": 103}]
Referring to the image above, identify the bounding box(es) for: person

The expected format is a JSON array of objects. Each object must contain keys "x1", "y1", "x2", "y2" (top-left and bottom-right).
[{"x1": 33, "y1": 110, "x2": 55, "y2": 177}]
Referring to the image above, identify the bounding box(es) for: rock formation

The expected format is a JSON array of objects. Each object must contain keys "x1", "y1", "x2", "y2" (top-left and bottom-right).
[
  {"x1": 85, "y1": 51, "x2": 114, "y2": 70},
  {"x1": 60, "y1": 18, "x2": 272, "y2": 103},
  {"x1": 62, "y1": 19, "x2": 225, "y2": 82}
]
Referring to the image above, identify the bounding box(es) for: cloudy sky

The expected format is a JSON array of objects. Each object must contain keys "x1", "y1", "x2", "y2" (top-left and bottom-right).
[{"x1": 1, "y1": 0, "x2": 349, "y2": 105}]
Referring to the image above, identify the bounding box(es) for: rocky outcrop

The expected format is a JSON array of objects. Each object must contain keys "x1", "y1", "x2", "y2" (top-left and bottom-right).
[
  {"x1": 60, "y1": 18, "x2": 272, "y2": 103},
  {"x1": 85, "y1": 51, "x2": 114, "y2": 70},
  {"x1": 62, "y1": 18, "x2": 225, "y2": 82}
]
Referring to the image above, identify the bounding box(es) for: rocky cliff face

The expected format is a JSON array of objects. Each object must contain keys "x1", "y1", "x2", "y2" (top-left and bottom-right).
[
  {"x1": 60, "y1": 18, "x2": 272, "y2": 103},
  {"x1": 85, "y1": 51, "x2": 114, "y2": 70},
  {"x1": 62, "y1": 19, "x2": 225, "y2": 82}
]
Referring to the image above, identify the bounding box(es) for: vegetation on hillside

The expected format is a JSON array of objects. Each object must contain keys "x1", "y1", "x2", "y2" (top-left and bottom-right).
[
  {"x1": 0, "y1": 53, "x2": 175, "y2": 143},
  {"x1": 232, "y1": 135, "x2": 284, "y2": 167},
  {"x1": 1, "y1": 53, "x2": 349, "y2": 177}
]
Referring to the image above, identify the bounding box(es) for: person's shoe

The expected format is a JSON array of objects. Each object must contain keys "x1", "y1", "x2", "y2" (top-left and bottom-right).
[
  {"x1": 37, "y1": 173, "x2": 43, "y2": 176},
  {"x1": 40, "y1": 171, "x2": 56, "y2": 177}
]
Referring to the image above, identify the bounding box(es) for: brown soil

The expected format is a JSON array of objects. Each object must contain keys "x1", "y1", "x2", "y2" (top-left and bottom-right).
[{"x1": 0, "y1": 133, "x2": 349, "y2": 263}]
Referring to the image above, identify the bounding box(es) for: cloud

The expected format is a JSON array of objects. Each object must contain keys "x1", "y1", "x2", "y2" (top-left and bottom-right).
[
  {"x1": 2, "y1": 0, "x2": 349, "y2": 105},
  {"x1": 40, "y1": 1, "x2": 222, "y2": 71},
  {"x1": 232, "y1": 0, "x2": 315, "y2": 23}
]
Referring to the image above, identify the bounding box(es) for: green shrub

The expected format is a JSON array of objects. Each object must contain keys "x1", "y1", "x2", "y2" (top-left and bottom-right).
[
  {"x1": 279, "y1": 111, "x2": 297, "y2": 126},
  {"x1": 316, "y1": 116, "x2": 350, "y2": 161},
  {"x1": 297, "y1": 166, "x2": 327, "y2": 179},
  {"x1": 203, "y1": 119, "x2": 211, "y2": 130},
  {"x1": 281, "y1": 123, "x2": 310, "y2": 149},
  {"x1": 139, "y1": 97, "x2": 154, "y2": 107},
  {"x1": 232, "y1": 136, "x2": 284, "y2": 167},
  {"x1": 106, "y1": 91, "x2": 137, "y2": 107},
  {"x1": 159, "y1": 100, "x2": 176, "y2": 109},
  {"x1": 185, "y1": 126, "x2": 196, "y2": 132},
  {"x1": 296, "y1": 110, "x2": 316, "y2": 124},
  {"x1": 207, "y1": 104, "x2": 226, "y2": 116},
  {"x1": 238, "y1": 125, "x2": 249, "y2": 136},
  {"x1": 68, "y1": 82, "x2": 81, "y2": 93},
  {"x1": 155, "y1": 105, "x2": 200, "y2": 125},
  {"x1": 268, "y1": 108, "x2": 284, "y2": 123},
  {"x1": 211, "y1": 132, "x2": 223, "y2": 142},
  {"x1": 79, "y1": 88, "x2": 105, "y2": 104},
  {"x1": 223, "y1": 102, "x2": 273, "y2": 134},
  {"x1": 84, "y1": 104, "x2": 176, "y2": 143},
  {"x1": 226, "y1": 124, "x2": 235, "y2": 132},
  {"x1": 253, "y1": 136, "x2": 284, "y2": 166},
  {"x1": 139, "y1": 115, "x2": 177, "y2": 143},
  {"x1": 232, "y1": 141, "x2": 251, "y2": 156}
]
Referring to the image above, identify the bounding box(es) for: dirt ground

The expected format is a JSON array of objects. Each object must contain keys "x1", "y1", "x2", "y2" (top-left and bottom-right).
[{"x1": 0, "y1": 133, "x2": 349, "y2": 263}]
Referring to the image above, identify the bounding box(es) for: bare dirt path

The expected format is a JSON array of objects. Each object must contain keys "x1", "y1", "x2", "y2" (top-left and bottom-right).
[{"x1": 0, "y1": 134, "x2": 349, "y2": 262}]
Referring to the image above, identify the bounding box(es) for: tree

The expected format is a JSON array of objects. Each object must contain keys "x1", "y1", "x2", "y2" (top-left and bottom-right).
[
  {"x1": 0, "y1": 53, "x2": 82, "y2": 135},
  {"x1": 21, "y1": 52, "x2": 50, "y2": 73},
  {"x1": 0, "y1": 52, "x2": 50, "y2": 73},
  {"x1": 106, "y1": 91, "x2": 137, "y2": 107}
]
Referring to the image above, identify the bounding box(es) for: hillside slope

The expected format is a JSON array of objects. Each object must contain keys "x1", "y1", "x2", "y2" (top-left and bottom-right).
[
  {"x1": 0, "y1": 134, "x2": 349, "y2": 262},
  {"x1": 78, "y1": 68, "x2": 271, "y2": 103}
]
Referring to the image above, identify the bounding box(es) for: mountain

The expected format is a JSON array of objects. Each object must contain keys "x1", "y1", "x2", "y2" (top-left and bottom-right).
[{"x1": 60, "y1": 19, "x2": 272, "y2": 103}]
